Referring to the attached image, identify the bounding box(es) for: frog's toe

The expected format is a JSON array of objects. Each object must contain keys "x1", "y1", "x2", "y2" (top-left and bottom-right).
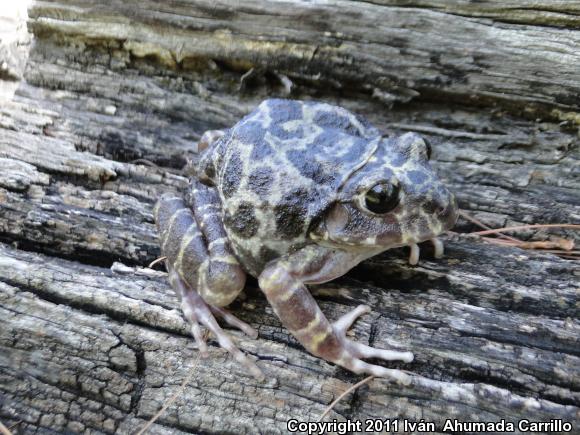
[
  {"x1": 336, "y1": 341, "x2": 413, "y2": 385},
  {"x1": 334, "y1": 304, "x2": 371, "y2": 333},
  {"x1": 204, "y1": 315, "x2": 265, "y2": 381},
  {"x1": 347, "y1": 340, "x2": 414, "y2": 363},
  {"x1": 339, "y1": 357, "x2": 412, "y2": 386},
  {"x1": 190, "y1": 320, "x2": 209, "y2": 357},
  {"x1": 210, "y1": 306, "x2": 259, "y2": 339},
  {"x1": 332, "y1": 304, "x2": 414, "y2": 385},
  {"x1": 184, "y1": 292, "x2": 264, "y2": 380}
]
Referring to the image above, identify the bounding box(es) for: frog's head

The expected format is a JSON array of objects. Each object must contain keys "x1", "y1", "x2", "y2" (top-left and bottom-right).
[{"x1": 310, "y1": 132, "x2": 458, "y2": 251}]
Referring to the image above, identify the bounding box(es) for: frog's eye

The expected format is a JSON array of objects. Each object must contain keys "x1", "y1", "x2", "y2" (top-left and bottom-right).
[{"x1": 364, "y1": 181, "x2": 400, "y2": 214}]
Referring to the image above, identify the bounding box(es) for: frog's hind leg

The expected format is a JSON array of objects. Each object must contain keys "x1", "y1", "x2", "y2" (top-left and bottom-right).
[
  {"x1": 168, "y1": 265, "x2": 263, "y2": 379},
  {"x1": 154, "y1": 192, "x2": 263, "y2": 379}
]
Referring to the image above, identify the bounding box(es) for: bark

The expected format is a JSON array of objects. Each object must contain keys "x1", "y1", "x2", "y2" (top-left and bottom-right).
[{"x1": 0, "y1": 1, "x2": 579, "y2": 434}]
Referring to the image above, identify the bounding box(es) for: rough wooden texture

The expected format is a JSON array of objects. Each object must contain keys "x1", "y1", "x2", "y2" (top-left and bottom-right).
[{"x1": 1, "y1": 1, "x2": 579, "y2": 434}]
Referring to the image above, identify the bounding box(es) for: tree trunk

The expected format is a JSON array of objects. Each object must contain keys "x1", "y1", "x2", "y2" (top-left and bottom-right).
[{"x1": 1, "y1": 1, "x2": 578, "y2": 433}]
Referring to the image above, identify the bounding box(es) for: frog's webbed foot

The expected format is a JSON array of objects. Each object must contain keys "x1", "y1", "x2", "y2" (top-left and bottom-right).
[
  {"x1": 170, "y1": 268, "x2": 264, "y2": 380},
  {"x1": 332, "y1": 305, "x2": 414, "y2": 385},
  {"x1": 408, "y1": 237, "x2": 445, "y2": 265}
]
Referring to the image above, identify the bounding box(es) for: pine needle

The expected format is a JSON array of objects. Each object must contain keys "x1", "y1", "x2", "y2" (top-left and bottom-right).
[
  {"x1": 148, "y1": 256, "x2": 167, "y2": 269},
  {"x1": 470, "y1": 223, "x2": 579, "y2": 236},
  {"x1": 136, "y1": 333, "x2": 207, "y2": 435},
  {"x1": 459, "y1": 211, "x2": 578, "y2": 259},
  {"x1": 317, "y1": 376, "x2": 374, "y2": 422}
]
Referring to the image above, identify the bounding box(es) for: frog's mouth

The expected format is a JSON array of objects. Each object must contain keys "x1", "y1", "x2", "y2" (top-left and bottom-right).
[
  {"x1": 310, "y1": 231, "x2": 447, "y2": 266},
  {"x1": 368, "y1": 233, "x2": 447, "y2": 265}
]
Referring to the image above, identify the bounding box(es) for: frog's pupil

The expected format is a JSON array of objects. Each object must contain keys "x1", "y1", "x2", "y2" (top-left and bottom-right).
[{"x1": 364, "y1": 182, "x2": 400, "y2": 214}]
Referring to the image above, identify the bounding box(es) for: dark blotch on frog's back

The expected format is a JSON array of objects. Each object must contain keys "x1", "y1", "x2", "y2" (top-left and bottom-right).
[
  {"x1": 311, "y1": 131, "x2": 368, "y2": 167},
  {"x1": 341, "y1": 137, "x2": 372, "y2": 163},
  {"x1": 236, "y1": 120, "x2": 266, "y2": 145},
  {"x1": 248, "y1": 167, "x2": 274, "y2": 196},
  {"x1": 222, "y1": 151, "x2": 243, "y2": 199},
  {"x1": 390, "y1": 151, "x2": 407, "y2": 167},
  {"x1": 274, "y1": 188, "x2": 310, "y2": 239},
  {"x1": 286, "y1": 149, "x2": 333, "y2": 185},
  {"x1": 266, "y1": 99, "x2": 303, "y2": 123},
  {"x1": 226, "y1": 201, "x2": 260, "y2": 239},
  {"x1": 250, "y1": 139, "x2": 275, "y2": 160},
  {"x1": 313, "y1": 129, "x2": 340, "y2": 150},
  {"x1": 313, "y1": 110, "x2": 365, "y2": 137}
]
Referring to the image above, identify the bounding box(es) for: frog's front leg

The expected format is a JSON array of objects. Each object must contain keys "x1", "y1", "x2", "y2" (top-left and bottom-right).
[
  {"x1": 258, "y1": 246, "x2": 414, "y2": 384},
  {"x1": 155, "y1": 181, "x2": 263, "y2": 379}
]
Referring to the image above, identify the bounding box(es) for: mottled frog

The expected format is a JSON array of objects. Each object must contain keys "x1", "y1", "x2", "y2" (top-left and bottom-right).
[{"x1": 155, "y1": 99, "x2": 458, "y2": 383}]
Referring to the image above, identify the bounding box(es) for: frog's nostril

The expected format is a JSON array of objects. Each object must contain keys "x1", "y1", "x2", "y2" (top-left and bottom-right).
[
  {"x1": 425, "y1": 200, "x2": 446, "y2": 215},
  {"x1": 435, "y1": 203, "x2": 447, "y2": 215}
]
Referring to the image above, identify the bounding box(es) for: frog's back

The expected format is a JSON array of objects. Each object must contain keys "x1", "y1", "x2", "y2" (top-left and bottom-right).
[{"x1": 199, "y1": 99, "x2": 381, "y2": 276}]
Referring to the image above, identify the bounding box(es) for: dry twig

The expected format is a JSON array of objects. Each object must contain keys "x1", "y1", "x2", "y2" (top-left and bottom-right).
[
  {"x1": 458, "y1": 210, "x2": 519, "y2": 242},
  {"x1": 317, "y1": 376, "x2": 375, "y2": 422},
  {"x1": 470, "y1": 223, "x2": 579, "y2": 236},
  {"x1": 459, "y1": 211, "x2": 578, "y2": 259},
  {"x1": 136, "y1": 331, "x2": 208, "y2": 435},
  {"x1": 148, "y1": 256, "x2": 167, "y2": 269}
]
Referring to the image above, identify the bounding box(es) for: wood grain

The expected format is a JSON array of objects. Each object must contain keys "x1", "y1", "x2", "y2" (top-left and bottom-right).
[{"x1": 1, "y1": 1, "x2": 578, "y2": 433}]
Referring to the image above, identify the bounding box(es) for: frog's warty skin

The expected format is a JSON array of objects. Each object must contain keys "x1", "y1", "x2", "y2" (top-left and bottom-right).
[{"x1": 155, "y1": 99, "x2": 458, "y2": 381}]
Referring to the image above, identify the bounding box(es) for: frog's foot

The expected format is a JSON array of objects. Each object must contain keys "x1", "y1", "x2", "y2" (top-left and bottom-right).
[
  {"x1": 407, "y1": 238, "x2": 444, "y2": 265},
  {"x1": 172, "y1": 269, "x2": 264, "y2": 380},
  {"x1": 332, "y1": 305, "x2": 414, "y2": 385},
  {"x1": 209, "y1": 306, "x2": 259, "y2": 339}
]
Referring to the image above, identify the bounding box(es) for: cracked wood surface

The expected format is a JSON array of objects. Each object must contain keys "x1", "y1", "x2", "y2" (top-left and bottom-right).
[
  {"x1": 1, "y1": 1, "x2": 579, "y2": 434},
  {"x1": 27, "y1": 0, "x2": 580, "y2": 118}
]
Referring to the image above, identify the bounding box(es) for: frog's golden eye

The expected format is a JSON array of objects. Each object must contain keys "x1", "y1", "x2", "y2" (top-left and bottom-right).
[{"x1": 364, "y1": 181, "x2": 400, "y2": 214}]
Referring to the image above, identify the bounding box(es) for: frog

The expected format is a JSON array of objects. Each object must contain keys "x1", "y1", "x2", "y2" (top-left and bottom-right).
[{"x1": 154, "y1": 99, "x2": 458, "y2": 383}]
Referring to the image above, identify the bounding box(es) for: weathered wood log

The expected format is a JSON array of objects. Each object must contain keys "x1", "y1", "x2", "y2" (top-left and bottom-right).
[{"x1": 1, "y1": 1, "x2": 579, "y2": 433}]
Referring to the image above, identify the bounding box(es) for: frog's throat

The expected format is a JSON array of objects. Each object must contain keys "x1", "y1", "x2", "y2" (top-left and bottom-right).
[{"x1": 336, "y1": 135, "x2": 382, "y2": 191}]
